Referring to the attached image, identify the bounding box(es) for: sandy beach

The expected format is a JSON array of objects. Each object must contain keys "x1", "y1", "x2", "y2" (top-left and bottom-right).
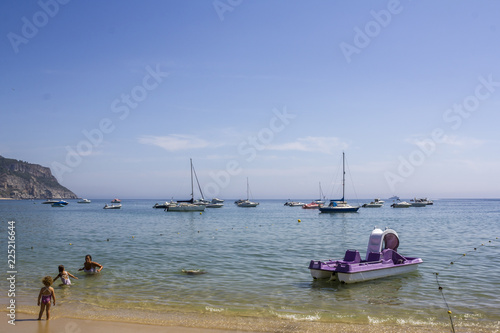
[{"x1": 1, "y1": 311, "x2": 449, "y2": 333}]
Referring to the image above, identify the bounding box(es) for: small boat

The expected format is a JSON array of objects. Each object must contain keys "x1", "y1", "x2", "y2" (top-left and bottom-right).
[
  {"x1": 308, "y1": 227, "x2": 422, "y2": 283},
  {"x1": 103, "y1": 204, "x2": 122, "y2": 209},
  {"x1": 51, "y1": 200, "x2": 68, "y2": 207},
  {"x1": 362, "y1": 198, "x2": 384, "y2": 208},
  {"x1": 411, "y1": 197, "x2": 433, "y2": 205},
  {"x1": 42, "y1": 199, "x2": 59, "y2": 204},
  {"x1": 206, "y1": 199, "x2": 224, "y2": 208},
  {"x1": 166, "y1": 159, "x2": 207, "y2": 212},
  {"x1": 77, "y1": 199, "x2": 91, "y2": 203},
  {"x1": 111, "y1": 198, "x2": 121, "y2": 203},
  {"x1": 302, "y1": 202, "x2": 322, "y2": 209},
  {"x1": 319, "y1": 153, "x2": 360, "y2": 213},
  {"x1": 153, "y1": 201, "x2": 176, "y2": 209},
  {"x1": 284, "y1": 200, "x2": 306, "y2": 207},
  {"x1": 391, "y1": 201, "x2": 411, "y2": 208},
  {"x1": 166, "y1": 202, "x2": 205, "y2": 212},
  {"x1": 410, "y1": 200, "x2": 426, "y2": 207},
  {"x1": 237, "y1": 178, "x2": 259, "y2": 207},
  {"x1": 388, "y1": 196, "x2": 400, "y2": 200}
]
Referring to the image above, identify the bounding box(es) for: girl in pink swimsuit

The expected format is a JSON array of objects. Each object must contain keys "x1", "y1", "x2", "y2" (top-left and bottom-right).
[{"x1": 37, "y1": 276, "x2": 56, "y2": 320}]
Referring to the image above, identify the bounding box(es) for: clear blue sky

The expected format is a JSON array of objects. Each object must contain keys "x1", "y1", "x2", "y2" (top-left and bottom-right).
[{"x1": 1, "y1": 0, "x2": 500, "y2": 200}]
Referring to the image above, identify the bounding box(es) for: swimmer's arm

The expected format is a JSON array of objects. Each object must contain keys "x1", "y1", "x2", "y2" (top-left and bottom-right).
[
  {"x1": 53, "y1": 274, "x2": 60, "y2": 282},
  {"x1": 93, "y1": 261, "x2": 103, "y2": 272},
  {"x1": 68, "y1": 272, "x2": 78, "y2": 279}
]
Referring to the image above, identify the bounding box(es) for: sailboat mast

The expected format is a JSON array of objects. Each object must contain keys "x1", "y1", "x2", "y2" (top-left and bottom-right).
[
  {"x1": 190, "y1": 158, "x2": 194, "y2": 200},
  {"x1": 342, "y1": 152, "x2": 345, "y2": 201},
  {"x1": 246, "y1": 177, "x2": 249, "y2": 200}
]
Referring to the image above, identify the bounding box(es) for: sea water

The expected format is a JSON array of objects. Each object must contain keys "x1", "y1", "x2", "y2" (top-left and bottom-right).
[{"x1": 1, "y1": 198, "x2": 499, "y2": 331}]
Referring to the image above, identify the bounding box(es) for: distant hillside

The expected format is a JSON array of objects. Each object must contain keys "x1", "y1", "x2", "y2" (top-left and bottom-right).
[{"x1": 0, "y1": 156, "x2": 78, "y2": 199}]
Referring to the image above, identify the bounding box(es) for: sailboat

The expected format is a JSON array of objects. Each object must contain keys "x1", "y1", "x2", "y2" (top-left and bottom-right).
[
  {"x1": 166, "y1": 159, "x2": 206, "y2": 212},
  {"x1": 319, "y1": 152, "x2": 360, "y2": 213},
  {"x1": 237, "y1": 178, "x2": 259, "y2": 207}
]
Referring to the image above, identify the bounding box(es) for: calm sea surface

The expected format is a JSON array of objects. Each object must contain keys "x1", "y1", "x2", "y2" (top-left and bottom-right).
[{"x1": 1, "y1": 198, "x2": 499, "y2": 331}]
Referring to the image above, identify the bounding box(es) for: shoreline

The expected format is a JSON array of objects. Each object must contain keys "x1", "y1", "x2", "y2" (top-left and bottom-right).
[{"x1": 1, "y1": 309, "x2": 450, "y2": 333}]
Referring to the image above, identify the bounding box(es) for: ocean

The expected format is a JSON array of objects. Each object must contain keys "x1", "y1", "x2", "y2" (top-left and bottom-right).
[{"x1": 1, "y1": 198, "x2": 499, "y2": 331}]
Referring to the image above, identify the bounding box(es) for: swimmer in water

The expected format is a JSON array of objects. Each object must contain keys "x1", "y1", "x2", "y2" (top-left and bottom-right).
[
  {"x1": 78, "y1": 254, "x2": 103, "y2": 273},
  {"x1": 53, "y1": 265, "x2": 78, "y2": 285}
]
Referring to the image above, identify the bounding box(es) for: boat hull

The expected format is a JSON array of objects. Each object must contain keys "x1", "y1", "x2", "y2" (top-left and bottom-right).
[
  {"x1": 319, "y1": 206, "x2": 359, "y2": 213},
  {"x1": 309, "y1": 260, "x2": 422, "y2": 283},
  {"x1": 166, "y1": 204, "x2": 205, "y2": 212},
  {"x1": 337, "y1": 263, "x2": 420, "y2": 283}
]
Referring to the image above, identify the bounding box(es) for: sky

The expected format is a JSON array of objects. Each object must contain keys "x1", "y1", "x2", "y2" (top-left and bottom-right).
[{"x1": 1, "y1": 0, "x2": 500, "y2": 200}]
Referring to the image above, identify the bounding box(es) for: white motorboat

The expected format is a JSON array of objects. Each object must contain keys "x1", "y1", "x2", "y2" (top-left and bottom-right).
[
  {"x1": 391, "y1": 201, "x2": 411, "y2": 208},
  {"x1": 411, "y1": 197, "x2": 433, "y2": 205},
  {"x1": 284, "y1": 200, "x2": 306, "y2": 206},
  {"x1": 77, "y1": 199, "x2": 91, "y2": 203},
  {"x1": 103, "y1": 204, "x2": 121, "y2": 209},
  {"x1": 362, "y1": 198, "x2": 384, "y2": 208}
]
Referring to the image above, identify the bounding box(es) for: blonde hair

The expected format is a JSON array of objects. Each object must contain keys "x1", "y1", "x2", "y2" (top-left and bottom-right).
[{"x1": 42, "y1": 276, "x2": 53, "y2": 286}]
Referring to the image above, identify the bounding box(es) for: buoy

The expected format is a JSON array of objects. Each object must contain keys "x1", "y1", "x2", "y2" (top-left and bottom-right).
[
  {"x1": 69, "y1": 243, "x2": 72, "y2": 245},
  {"x1": 448, "y1": 310, "x2": 452, "y2": 314},
  {"x1": 132, "y1": 236, "x2": 134, "y2": 238},
  {"x1": 200, "y1": 212, "x2": 202, "y2": 215},
  {"x1": 298, "y1": 219, "x2": 301, "y2": 223}
]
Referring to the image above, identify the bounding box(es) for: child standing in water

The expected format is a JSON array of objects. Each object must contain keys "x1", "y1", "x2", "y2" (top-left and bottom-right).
[
  {"x1": 78, "y1": 254, "x2": 103, "y2": 273},
  {"x1": 53, "y1": 265, "x2": 78, "y2": 285},
  {"x1": 37, "y1": 276, "x2": 56, "y2": 320}
]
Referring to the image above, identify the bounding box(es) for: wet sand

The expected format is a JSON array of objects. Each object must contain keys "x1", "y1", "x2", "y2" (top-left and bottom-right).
[{"x1": 1, "y1": 312, "x2": 448, "y2": 333}]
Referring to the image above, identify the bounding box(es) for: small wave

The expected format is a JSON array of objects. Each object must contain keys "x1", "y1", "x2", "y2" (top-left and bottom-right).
[
  {"x1": 205, "y1": 306, "x2": 225, "y2": 313},
  {"x1": 271, "y1": 311, "x2": 321, "y2": 321}
]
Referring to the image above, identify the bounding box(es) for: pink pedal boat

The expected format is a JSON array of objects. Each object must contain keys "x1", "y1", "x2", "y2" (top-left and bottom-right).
[{"x1": 309, "y1": 228, "x2": 422, "y2": 283}]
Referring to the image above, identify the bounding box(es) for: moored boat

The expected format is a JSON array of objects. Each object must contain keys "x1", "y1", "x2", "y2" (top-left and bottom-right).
[
  {"x1": 51, "y1": 200, "x2": 68, "y2": 207},
  {"x1": 166, "y1": 202, "x2": 205, "y2": 212},
  {"x1": 111, "y1": 198, "x2": 121, "y2": 203},
  {"x1": 77, "y1": 199, "x2": 91, "y2": 203},
  {"x1": 302, "y1": 202, "x2": 322, "y2": 209},
  {"x1": 103, "y1": 204, "x2": 121, "y2": 209},
  {"x1": 309, "y1": 227, "x2": 422, "y2": 283},
  {"x1": 319, "y1": 152, "x2": 359, "y2": 213},
  {"x1": 391, "y1": 201, "x2": 411, "y2": 208},
  {"x1": 362, "y1": 198, "x2": 384, "y2": 208},
  {"x1": 237, "y1": 178, "x2": 259, "y2": 207},
  {"x1": 284, "y1": 200, "x2": 305, "y2": 207}
]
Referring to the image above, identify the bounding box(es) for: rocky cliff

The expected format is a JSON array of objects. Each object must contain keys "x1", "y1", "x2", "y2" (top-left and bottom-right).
[{"x1": 0, "y1": 156, "x2": 78, "y2": 199}]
